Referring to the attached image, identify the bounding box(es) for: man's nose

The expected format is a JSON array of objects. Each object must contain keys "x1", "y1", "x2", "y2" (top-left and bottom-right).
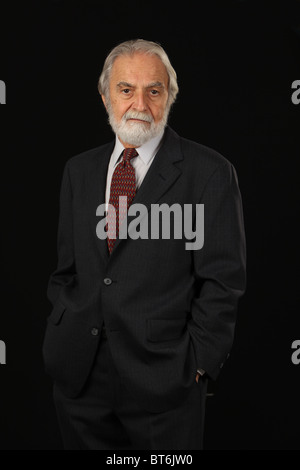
[{"x1": 132, "y1": 91, "x2": 147, "y2": 112}]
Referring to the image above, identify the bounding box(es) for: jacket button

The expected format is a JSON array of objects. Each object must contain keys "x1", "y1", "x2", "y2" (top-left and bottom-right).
[
  {"x1": 103, "y1": 278, "x2": 112, "y2": 286},
  {"x1": 91, "y1": 328, "x2": 99, "y2": 336}
]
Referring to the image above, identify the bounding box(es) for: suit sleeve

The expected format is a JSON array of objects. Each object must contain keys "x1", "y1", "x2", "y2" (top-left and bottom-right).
[
  {"x1": 187, "y1": 160, "x2": 246, "y2": 380},
  {"x1": 47, "y1": 161, "x2": 76, "y2": 306}
]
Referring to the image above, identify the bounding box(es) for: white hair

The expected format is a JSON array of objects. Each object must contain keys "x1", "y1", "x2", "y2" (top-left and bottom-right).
[{"x1": 98, "y1": 39, "x2": 179, "y2": 108}]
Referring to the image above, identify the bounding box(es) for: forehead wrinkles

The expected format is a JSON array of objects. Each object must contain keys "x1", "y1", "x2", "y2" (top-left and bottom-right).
[{"x1": 110, "y1": 53, "x2": 169, "y2": 88}]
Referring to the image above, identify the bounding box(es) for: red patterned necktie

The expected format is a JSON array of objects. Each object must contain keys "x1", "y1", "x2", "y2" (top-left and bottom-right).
[{"x1": 107, "y1": 148, "x2": 138, "y2": 253}]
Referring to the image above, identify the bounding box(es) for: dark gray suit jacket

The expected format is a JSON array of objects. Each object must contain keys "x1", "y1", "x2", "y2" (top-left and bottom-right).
[{"x1": 43, "y1": 126, "x2": 246, "y2": 413}]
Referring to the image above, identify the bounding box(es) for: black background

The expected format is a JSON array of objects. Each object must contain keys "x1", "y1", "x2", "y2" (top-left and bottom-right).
[{"x1": 0, "y1": 0, "x2": 299, "y2": 450}]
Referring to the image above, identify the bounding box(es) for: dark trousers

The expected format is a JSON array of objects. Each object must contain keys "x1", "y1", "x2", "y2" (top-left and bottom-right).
[{"x1": 53, "y1": 330, "x2": 208, "y2": 450}]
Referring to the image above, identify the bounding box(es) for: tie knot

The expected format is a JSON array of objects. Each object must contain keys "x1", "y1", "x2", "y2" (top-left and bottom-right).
[{"x1": 122, "y1": 148, "x2": 138, "y2": 163}]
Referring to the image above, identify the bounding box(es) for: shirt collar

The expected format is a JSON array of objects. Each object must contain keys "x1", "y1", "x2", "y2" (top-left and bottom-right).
[{"x1": 111, "y1": 130, "x2": 165, "y2": 168}]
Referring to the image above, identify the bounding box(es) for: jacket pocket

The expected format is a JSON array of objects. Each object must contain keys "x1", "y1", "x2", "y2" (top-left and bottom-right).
[
  {"x1": 47, "y1": 300, "x2": 66, "y2": 325},
  {"x1": 147, "y1": 318, "x2": 187, "y2": 343}
]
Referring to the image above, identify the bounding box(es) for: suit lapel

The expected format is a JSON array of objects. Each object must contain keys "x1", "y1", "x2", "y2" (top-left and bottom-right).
[
  {"x1": 109, "y1": 127, "x2": 184, "y2": 257},
  {"x1": 88, "y1": 140, "x2": 114, "y2": 264}
]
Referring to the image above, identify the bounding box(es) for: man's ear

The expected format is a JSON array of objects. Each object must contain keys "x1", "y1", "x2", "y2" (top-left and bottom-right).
[{"x1": 101, "y1": 94, "x2": 107, "y2": 110}]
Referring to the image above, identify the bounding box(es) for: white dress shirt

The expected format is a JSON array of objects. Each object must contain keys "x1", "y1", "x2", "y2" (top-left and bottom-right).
[{"x1": 105, "y1": 131, "x2": 164, "y2": 205}]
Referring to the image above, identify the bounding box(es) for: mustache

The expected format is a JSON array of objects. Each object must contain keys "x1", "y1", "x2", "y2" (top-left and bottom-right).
[{"x1": 122, "y1": 111, "x2": 153, "y2": 123}]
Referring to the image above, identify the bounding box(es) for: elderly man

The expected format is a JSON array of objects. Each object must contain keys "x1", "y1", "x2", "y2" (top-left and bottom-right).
[{"x1": 43, "y1": 39, "x2": 246, "y2": 450}]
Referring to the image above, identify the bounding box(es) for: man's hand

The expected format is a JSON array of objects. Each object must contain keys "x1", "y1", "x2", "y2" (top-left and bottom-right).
[{"x1": 196, "y1": 369, "x2": 205, "y2": 382}]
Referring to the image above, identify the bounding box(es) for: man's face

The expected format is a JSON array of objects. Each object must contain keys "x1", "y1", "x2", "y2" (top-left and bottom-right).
[{"x1": 102, "y1": 52, "x2": 170, "y2": 147}]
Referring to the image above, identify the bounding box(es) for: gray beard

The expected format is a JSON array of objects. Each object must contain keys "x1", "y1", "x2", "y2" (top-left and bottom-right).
[{"x1": 106, "y1": 102, "x2": 170, "y2": 147}]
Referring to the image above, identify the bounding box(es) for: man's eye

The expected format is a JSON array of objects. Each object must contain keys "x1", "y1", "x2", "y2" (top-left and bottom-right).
[
  {"x1": 150, "y1": 90, "x2": 159, "y2": 95},
  {"x1": 122, "y1": 89, "x2": 131, "y2": 94}
]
